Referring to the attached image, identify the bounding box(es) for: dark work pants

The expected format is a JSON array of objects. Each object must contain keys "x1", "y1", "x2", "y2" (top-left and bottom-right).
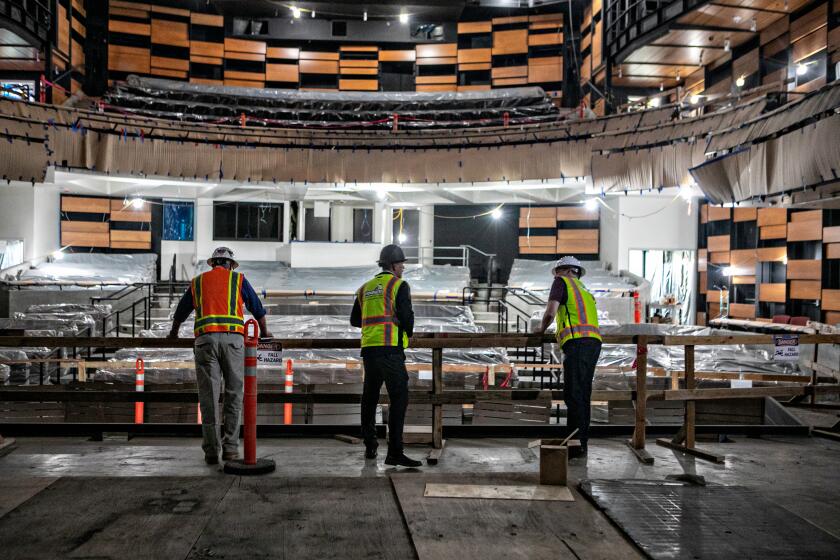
[
  {"x1": 562, "y1": 338, "x2": 602, "y2": 449},
  {"x1": 361, "y1": 353, "x2": 409, "y2": 455}
]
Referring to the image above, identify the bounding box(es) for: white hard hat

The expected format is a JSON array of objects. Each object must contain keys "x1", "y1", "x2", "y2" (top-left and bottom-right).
[
  {"x1": 208, "y1": 246, "x2": 239, "y2": 269},
  {"x1": 553, "y1": 256, "x2": 586, "y2": 277}
]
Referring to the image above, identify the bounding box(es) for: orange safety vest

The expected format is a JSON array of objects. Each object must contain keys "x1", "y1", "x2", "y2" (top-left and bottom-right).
[{"x1": 191, "y1": 267, "x2": 245, "y2": 336}]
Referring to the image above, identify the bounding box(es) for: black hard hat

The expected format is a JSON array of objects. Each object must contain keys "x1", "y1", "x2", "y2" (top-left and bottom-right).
[{"x1": 378, "y1": 244, "x2": 406, "y2": 266}]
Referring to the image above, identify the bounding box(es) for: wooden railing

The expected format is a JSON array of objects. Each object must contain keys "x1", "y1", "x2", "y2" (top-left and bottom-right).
[{"x1": 0, "y1": 333, "x2": 838, "y2": 463}]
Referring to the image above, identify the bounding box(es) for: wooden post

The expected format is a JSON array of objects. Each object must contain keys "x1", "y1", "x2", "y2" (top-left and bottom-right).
[
  {"x1": 810, "y1": 343, "x2": 819, "y2": 405},
  {"x1": 432, "y1": 347, "x2": 443, "y2": 449},
  {"x1": 632, "y1": 336, "x2": 647, "y2": 449},
  {"x1": 684, "y1": 345, "x2": 695, "y2": 449},
  {"x1": 628, "y1": 336, "x2": 654, "y2": 463}
]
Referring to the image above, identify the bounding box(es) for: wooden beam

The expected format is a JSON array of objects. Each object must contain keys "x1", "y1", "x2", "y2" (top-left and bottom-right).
[
  {"x1": 655, "y1": 438, "x2": 726, "y2": 463},
  {"x1": 432, "y1": 347, "x2": 443, "y2": 450},
  {"x1": 631, "y1": 336, "x2": 649, "y2": 455}
]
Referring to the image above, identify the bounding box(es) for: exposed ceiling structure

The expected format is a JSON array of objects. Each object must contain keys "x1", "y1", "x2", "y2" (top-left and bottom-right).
[
  {"x1": 49, "y1": 169, "x2": 589, "y2": 207},
  {"x1": 612, "y1": 0, "x2": 812, "y2": 90},
  {"x1": 0, "y1": 28, "x2": 42, "y2": 73}
]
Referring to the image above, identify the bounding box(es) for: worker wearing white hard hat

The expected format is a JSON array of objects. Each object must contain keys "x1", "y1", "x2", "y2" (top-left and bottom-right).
[
  {"x1": 169, "y1": 247, "x2": 272, "y2": 466},
  {"x1": 535, "y1": 255, "x2": 601, "y2": 459}
]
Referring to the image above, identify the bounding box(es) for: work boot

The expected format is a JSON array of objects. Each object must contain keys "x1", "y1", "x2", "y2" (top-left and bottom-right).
[
  {"x1": 222, "y1": 450, "x2": 240, "y2": 461},
  {"x1": 365, "y1": 444, "x2": 378, "y2": 460},
  {"x1": 204, "y1": 453, "x2": 219, "y2": 465},
  {"x1": 568, "y1": 445, "x2": 588, "y2": 459},
  {"x1": 385, "y1": 453, "x2": 422, "y2": 468}
]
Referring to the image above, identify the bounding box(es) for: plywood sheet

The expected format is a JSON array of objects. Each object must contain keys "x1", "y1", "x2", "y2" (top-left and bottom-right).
[
  {"x1": 61, "y1": 221, "x2": 108, "y2": 233},
  {"x1": 458, "y1": 21, "x2": 492, "y2": 34},
  {"x1": 416, "y1": 43, "x2": 457, "y2": 58},
  {"x1": 61, "y1": 196, "x2": 110, "y2": 213},
  {"x1": 492, "y1": 29, "x2": 528, "y2": 55},
  {"x1": 729, "y1": 303, "x2": 756, "y2": 319},
  {"x1": 757, "y1": 207, "x2": 787, "y2": 226},
  {"x1": 379, "y1": 50, "x2": 415, "y2": 62},
  {"x1": 729, "y1": 249, "x2": 756, "y2": 269},
  {"x1": 823, "y1": 290, "x2": 840, "y2": 311},
  {"x1": 826, "y1": 243, "x2": 840, "y2": 259},
  {"x1": 760, "y1": 224, "x2": 787, "y2": 240},
  {"x1": 786, "y1": 259, "x2": 821, "y2": 280},
  {"x1": 756, "y1": 246, "x2": 787, "y2": 262},
  {"x1": 787, "y1": 219, "x2": 822, "y2": 241},
  {"x1": 424, "y1": 483, "x2": 573, "y2": 501},
  {"x1": 556, "y1": 206, "x2": 598, "y2": 221},
  {"x1": 707, "y1": 206, "x2": 731, "y2": 221},
  {"x1": 823, "y1": 226, "x2": 840, "y2": 243},
  {"x1": 707, "y1": 235, "x2": 730, "y2": 253},
  {"x1": 790, "y1": 280, "x2": 821, "y2": 300},
  {"x1": 709, "y1": 251, "x2": 730, "y2": 264},
  {"x1": 519, "y1": 235, "x2": 557, "y2": 247},
  {"x1": 392, "y1": 473, "x2": 642, "y2": 560},
  {"x1": 733, "y1": 207, "x2": 757, "y2": 222},
  {"x1": 759, "y1": 283, "x2": 786, "y2": 303}
]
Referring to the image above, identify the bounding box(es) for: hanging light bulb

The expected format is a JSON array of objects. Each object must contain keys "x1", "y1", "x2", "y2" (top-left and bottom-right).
[
  {"x1": 724, "y1": 39, "x2": 730, "y2": 52},
  {"x1": 491, "y1": 208, "x2": 502, "y2": 220},
  {"x1": 363, "y1": 11, "x2": 368, "y2": 21},
  {"x1": 398, "y1": 232, "x2": 407, "y2": 243},
  {"x1": 676, "y1": 71, "x2": 681, "y2": 82},
  {"x1": 399, "y1": 12, "x2": 409, "y2": 24},
  {"x1": 689, "y1": 94, "x2": 701, "y2": 105},
  {"x1": 796, "y1": 63, "x2": 808, "y2": 76},
  {"x1": 131, "y1": 197, "x2": 145, "y2": 209},
  {"x1": 291, "y1": 6, "x2": 301, "y2": 19},
  {"x1": 736, "y1": 75, "x2": 745, "y2": 87},
  {"x1": 659, "y1": 82, "x2": 664, "y2": 91}
]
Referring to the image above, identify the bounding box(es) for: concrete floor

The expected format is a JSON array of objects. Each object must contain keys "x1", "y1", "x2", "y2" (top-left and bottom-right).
[{"x1": 1, "y1": 434, "x2": 839, "y2": 557}]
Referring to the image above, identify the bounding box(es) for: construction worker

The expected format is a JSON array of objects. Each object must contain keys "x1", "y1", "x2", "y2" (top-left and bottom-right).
[
  {"x1": 168, "y1": 247, "x2": 272, "y2": 465},
  {"x1": 350, "y1": 244, "x2": 422, "y2": 467},
  {"x1": 535, "y1": 256, "x2": 602, "y2": 459}
]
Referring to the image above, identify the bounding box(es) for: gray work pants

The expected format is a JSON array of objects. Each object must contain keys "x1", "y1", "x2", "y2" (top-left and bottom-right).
[{"x1": 194, "y1": 332, "x2": 244, "y2": 456}]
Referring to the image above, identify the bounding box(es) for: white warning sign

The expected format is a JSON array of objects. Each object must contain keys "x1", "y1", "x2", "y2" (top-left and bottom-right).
[
  {"x1": 773, "y1": 335, "x2": 799, "y2": 362},
  {"x1": 257, "y1": 340, "x2": 283, "y2": 364}
]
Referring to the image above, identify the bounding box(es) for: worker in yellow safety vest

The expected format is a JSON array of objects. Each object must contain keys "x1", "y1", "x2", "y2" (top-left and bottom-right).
[
  {"x1": 169, "y1": 247, "x2": 272, "y2": 466},
  {"x1": 350, "y1": 244, "x2": 422, "y2": 468},
  {"x1": 536, "y1": 256, "x2": 602, "y2": 459}
]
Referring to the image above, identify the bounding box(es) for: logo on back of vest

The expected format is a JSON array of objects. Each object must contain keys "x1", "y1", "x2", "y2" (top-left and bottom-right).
[{"x1": 364, "y1": 285, "x2": 385, "y2": 299}]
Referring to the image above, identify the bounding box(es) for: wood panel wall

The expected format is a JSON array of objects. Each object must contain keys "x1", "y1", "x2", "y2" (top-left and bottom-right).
[
  {"x1": 105, "y1": 7, "x2": 566, "y2": 95},
  {"x1": 60, "y1": 196, "x2": 152, "y2": 250},
  {"x1": 697, "y1": 203, "x2": 840, "y2": 325},
  {"x1": 52, "y1": 0, "x2": 87, "y2": 102},
  {"x1": 518, "y1": 206, "x2": 600, "y2": 258}
]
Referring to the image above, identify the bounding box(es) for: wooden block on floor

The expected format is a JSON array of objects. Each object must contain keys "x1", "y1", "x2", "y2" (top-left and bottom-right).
[{"x1": 424, "y1": 483, "x2": 574, "y2": 501}]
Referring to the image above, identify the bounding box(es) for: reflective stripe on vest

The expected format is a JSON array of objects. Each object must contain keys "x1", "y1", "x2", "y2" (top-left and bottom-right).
[
  {"x1": 359, "y1": 273, "x2": 409, "y2": 349},
  {"x1": 192, "y1": 267, "x2": 245, "y2": 336},
  {"x1": 555, "y1": 276, "x2": 602, "y2": 347}
]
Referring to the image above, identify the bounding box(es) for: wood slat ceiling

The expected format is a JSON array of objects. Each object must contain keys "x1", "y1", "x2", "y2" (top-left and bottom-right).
[{"x1": 614, "y1": 0, "x2": 810, "y2": 89}]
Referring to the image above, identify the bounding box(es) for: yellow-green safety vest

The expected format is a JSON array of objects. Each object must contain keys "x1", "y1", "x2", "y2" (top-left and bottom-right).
[
  {"x1": 358, "y1": 273, "x2": 409, "y2": 349},
  {"x1": 555, "y1": 276, "x2": 602, "y2": 347}
]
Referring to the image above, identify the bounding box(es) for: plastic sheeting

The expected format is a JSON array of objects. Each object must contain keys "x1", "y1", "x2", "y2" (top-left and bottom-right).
[
  {"x1": 13, "y1": 253, "x2": 157, "y2": 287},
  {"x1": 105, "y1": 76, "x2": 559, "y2": 129},
  {"x1": 507, "y1": 259, "x2": 637, "y2": 293},
  {"x1": 94, "y1": 305, "x2": 507, "y2": 390},
  {"x1": 196, "y1": 261, "x2": 471, "y2": 294}
]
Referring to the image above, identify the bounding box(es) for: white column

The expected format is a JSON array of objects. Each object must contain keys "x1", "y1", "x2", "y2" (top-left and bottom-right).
[
  {"x1": 373, "y1": 203, "x2": 392, "y2": 245},
  {"x1": 282, "y1": 202, "x2": 291, "y2": 244},
  {"x1": 418, "y1": 205, "x2": 435, "y2": 266},
  {"x1": 296, "y1": 202, "x2": 306, "y2": 241}
]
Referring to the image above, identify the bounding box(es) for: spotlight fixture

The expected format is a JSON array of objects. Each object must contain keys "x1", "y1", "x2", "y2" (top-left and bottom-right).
[
  {"x1": 689, "y1": 94, "x2": 700, "y2": 105},
  {"x1": 363, "y1": 11, "x2": 367, "y2": 21},
  {"x1": 724, "y1": 39, "x2": 730, "y2": 52},
  {"x1": 491, "y1": 208, "x2": 502, "y2": 220},
  {"x1": 735, "y1": 75, "x2": 745, "y2": 87},
  {"x1": 399, "y1": 12, "x2": 409, "y2": 24},
  {"x1": 291, "y1": 6, "x2": 300, "y2": 18},
  {"x1": 397, "y1": 232, "x2": 407, "y2": 243},
  {"x1": 796, "y1": 63, "x2": 808, "y2": 76},
  {"x1": 131, "y1": 197, "x2": 145, "y2": 209}
]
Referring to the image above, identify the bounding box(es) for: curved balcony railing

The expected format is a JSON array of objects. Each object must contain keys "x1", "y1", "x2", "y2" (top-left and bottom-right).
[
  {"x1": 0, "y1": 0, "x2": 52, "y2": 45},
  {"x1": 604, "y1": 0, "x2": 707, "y2": 63}
]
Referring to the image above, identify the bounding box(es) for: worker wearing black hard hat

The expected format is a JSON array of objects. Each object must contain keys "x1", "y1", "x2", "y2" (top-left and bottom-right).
[{"x1": 350, "y1": 244, "x2": 422, "y2": 467}]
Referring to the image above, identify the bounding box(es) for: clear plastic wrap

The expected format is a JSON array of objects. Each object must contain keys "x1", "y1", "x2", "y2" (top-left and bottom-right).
[
  {"x1": 13, "y1": 253, "x2": 157, "y2": 287},
  {"x1": 508, "y1": 259, "x2": 638, "y2": 293}
]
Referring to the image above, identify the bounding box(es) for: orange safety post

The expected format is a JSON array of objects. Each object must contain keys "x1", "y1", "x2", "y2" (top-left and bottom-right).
[
  {"x1": 134, "y1": 358, "x2": 144, "y2": 424},
  {"x1": 224, "y1": 319, "x2": 276, "y2": 474},
  {"x1": 503, "y1": 111, "x2": 510, "y2": 127},
  {"x1": 392, "y1": 113, "x2": 399, "y2": 132},
  {"x1": 633, "y1": 291, "x2": 641, "y2": 323},
  {"x1": 284, "y1": 359, "x2": 294, "y2": 425}
]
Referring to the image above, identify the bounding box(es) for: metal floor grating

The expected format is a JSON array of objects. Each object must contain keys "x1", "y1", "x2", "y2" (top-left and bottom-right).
[{"x1": 579, "y1": 479, "x2": 840, "y2": 560}]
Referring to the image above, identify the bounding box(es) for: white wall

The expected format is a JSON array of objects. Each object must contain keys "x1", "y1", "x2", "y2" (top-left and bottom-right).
[
  {"x1": 330, "y1": 205, "x2": 354, "y2": 242},
  {"x1": 599, "y1": 195, "x2": 697, "y2": 272},
  {"x1": 0, "y1": 184, "x2": 60, "y2": 267},
  {"x1": 289, "y1": 241, "x2": 382, "y2": 267}
]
